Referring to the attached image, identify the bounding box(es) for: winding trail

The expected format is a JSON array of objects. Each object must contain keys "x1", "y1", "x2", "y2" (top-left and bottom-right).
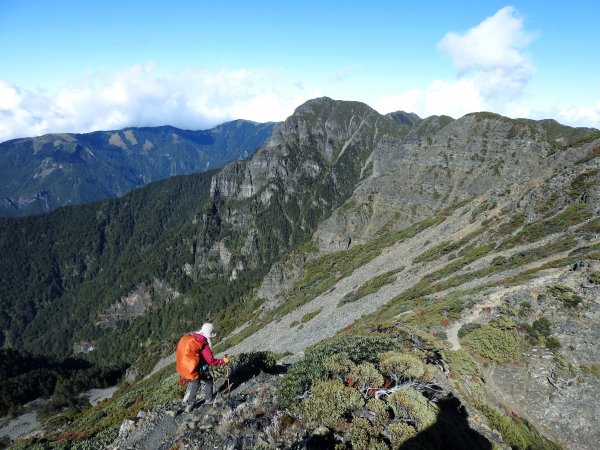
[
  {"x1": 446, "y1": 269, "x2": 565, "y2": 350},
  {"x1": 446, "y1": 290, "x2": 507, "y2": 350}
]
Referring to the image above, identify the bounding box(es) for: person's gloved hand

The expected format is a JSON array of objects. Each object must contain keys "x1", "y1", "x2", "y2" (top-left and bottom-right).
[{"x1": 223, "y1": 357, "x2": 230, "y2": 363}]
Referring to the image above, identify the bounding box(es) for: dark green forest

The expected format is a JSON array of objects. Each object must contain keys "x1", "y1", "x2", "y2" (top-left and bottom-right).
[
  {"x1": 0, "y1": 171, "x2": 215, "y2": 355},
  {"x1": 0, "y1": 348, "x2": 123, "y2": 416}
]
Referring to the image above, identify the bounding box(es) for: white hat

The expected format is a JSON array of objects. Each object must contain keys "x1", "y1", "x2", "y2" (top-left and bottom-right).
[{"x1": 199, "y1": 323, "x2": 217, "y2": 338}]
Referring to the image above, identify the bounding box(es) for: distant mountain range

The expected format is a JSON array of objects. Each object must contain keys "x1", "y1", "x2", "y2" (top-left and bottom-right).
[{"x1": 0, "y1": 120, "x2": 275, "y2": 216}]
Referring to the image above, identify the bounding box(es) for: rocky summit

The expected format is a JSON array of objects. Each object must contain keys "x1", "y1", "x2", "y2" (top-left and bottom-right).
[{"x1": 2, "y1": 97, "x2": 600, "y2": 450}]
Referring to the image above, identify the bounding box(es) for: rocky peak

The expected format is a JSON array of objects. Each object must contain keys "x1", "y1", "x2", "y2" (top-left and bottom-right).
[
  {"x1": 385, "y1": 110, "x2": 422, "y2": 127},
  {"x1": 209, "y1": 97, "x2": 409, "y2": 202}
]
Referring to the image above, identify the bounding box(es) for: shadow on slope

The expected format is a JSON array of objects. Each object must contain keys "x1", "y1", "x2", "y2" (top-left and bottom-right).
[
  {"x1": 398, "y1": 396, "x2": 492, "y2": 450},
  {"x1": 302, "y1": 394, "x2": 493, "y2": 450}
]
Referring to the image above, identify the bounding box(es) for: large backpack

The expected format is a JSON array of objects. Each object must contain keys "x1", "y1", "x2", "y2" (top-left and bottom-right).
[{"x1": 176, "y1": 334, "x2": 205, "y2": 381}]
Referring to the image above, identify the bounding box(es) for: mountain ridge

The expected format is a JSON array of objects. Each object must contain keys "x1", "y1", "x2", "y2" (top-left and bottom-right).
[{"x1": 0, "y1": 119, "x2": 275, "y2": 216}]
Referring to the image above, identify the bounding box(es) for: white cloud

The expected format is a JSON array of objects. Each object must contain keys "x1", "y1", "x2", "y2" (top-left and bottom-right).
[
  {"x1": 438, "y1": 6, "x2": 533, "y2": 74},
  {"x1": 0, "y1": 65, "x2": 311, "y2": 143},
  {"x1": 0, "y1": 81, "x2": 23, "y2": 110},
  {"x1": 376, "y1": 6, "x2": 537, "y2": 120},
  {"x1": 553, "y1": 102, "x2": 600, "y2": 128},
  {"x1": 375, "y1": 90, "x2": 422, "y2": 117}
]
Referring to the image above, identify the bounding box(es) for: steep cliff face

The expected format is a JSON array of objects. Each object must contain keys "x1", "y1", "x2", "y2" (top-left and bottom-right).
[
  {"x1": 192, "y1": 98, "x2": 411, "y2": 278},
  {"x1": 316, "y1": 112, "x2": 596, "y2": 250}
]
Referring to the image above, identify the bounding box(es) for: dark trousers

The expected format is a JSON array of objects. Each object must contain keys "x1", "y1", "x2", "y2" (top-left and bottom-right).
[{"x1": 182, "y1": 373, "x2": 213, "y2": 406}]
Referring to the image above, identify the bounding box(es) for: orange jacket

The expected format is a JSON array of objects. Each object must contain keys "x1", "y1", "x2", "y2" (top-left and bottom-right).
[{"x1": 176, "y1": 333, "x2": 224, "y2": 380}]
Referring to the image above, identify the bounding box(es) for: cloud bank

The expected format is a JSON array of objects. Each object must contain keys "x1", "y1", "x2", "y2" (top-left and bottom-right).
[{"x1": 0, "y1": 66, "x2": 312, "y2": 143}]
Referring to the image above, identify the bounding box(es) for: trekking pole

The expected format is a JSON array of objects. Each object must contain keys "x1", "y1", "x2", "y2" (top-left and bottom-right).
[{"x1": 225, "y1": 366, "x2": 232, "y2": 401}]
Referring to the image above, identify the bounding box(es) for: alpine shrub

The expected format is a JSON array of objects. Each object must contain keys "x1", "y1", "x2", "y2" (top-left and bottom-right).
[
  {"x1": 277, "y1": 355, "x2": 326, "y2": 409},
  {"x1": 461, "y1": 325, "x2": 523, "y2": 363},
  {"x1": 349, "y1": 362, "x2": 384, "y2": 392},
  {"x1": 366, "y1": 398, "x2": 390, "y2": 423},
  {"x1": 548, "y1": 284, "x2": 583, "y2": 307},
  {"x1": 322, "y1": 353, "x2": 355, "y2": 380},
  {"x1": 314, "y1": 335, "x2": 400, "y2": 363},
  {"x1": 545, "y1": 336, "x2": 561, "y2": 351},
  {"x1": 386, "y1": 386, "x2": 439, "y2": 430},
  {"x1": 387, "y1": 421, "x2": 417, "y2": 447},
  {"x1": 347, "y1": 417, "x2": 386, "y2": 450},
  {"x1": 477, "y1": 403, "x2": 561, "y2": 450},
  {"x1": 378, "y1": 352, "x2": 432, "y2": 383},
  {"x1": 446, "y1": 349, "x2": 485, "y2": 400},
  {"x1": 278, "y1": 335, "x2": 398, "y2": 408},
  {"x1": 457, "y1": 323, "x2": 481, "y2": 338},
  {"x1": 532, "y1": 317, "x2": 551, "y2": 337},
  {"x1": 301, "y1": 379, "x2": 363, "y2": 428}
]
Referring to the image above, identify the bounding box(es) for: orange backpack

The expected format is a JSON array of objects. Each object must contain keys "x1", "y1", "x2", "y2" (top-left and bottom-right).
[{"x1": 176, "y1": 334, "x2": 204, "y2": 381}]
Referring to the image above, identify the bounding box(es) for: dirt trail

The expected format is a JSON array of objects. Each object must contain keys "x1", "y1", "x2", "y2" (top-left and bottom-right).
[
  {"x1": 446, "y1": 290, "x2": 507, "y2": 350},
  {"x1": 446, "y1": 269, "x2": 565, "y2": 350}
]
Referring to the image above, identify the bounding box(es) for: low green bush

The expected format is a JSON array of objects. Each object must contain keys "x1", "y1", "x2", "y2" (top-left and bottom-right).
[
  {"x1": 413, "y1": 240, "x2": 462, "y2": 263},
  {"x1": 387, "y1": 421, "x2": 417, "y2": 447},
  {"x1": 378, "y1": 352, "x2": 431, "y2": 383},
  {"x1": 301, "y1": 379, "x2": 363, "y2": 428},
  {"x1": 458, "y1": 323, "x2": 481, "y2": 338},
  {"x1": 545, "y1": 337, "x2": 561, "y2": 351},
  {"x1": 502, "y1": 204, "x2": 593, "y2": 248},
  {"x1": 322, "y1": 353, "x2": 355, "y2": 380},
  {"x1": 491, "y1": 255, "x2": 508, "y2": 267},
  {"x1": 349, "y1": 362, "x2": 384, "y2": 391},
  {"x1": 477, "y1": 403, "x2": 560, "y2": 450},
  {"x1": 386, "y1": 386, "x2": 439, "y2": 430},
  {"x1": 277, "y1": 335, "x2": 399, "y2": 408},
  {"x1": 366, "y1": 398, "x2": 390, "y2": 423},
  {"x1": 347, "y1": 417, "x2": 386, "y2": 450},
  {"x1": 532, "y1": 317, "x2": 551, "y2": 337},
  {"x1": 338, "y1": 269, "x2": 399, "y2": 306},
  {"x1": 300, "y1": 308, "x2": 322, "y2": 323},
  {"x1": 445, "y1": 349, "x2": 485, "y2": 400},
  {"x1": 569, "y1": 169, "x2": 599, "y2": 199},
  {"x1": 518, "y1": 301, "x2": 533, "y2": 317},
  {"x1": 491, "y1": 316, "x2": 516, "y2": 330},
  {"x1": 548, "y1": 285, "x2": 583, "y2": 308},
  {"x1": 461, "y1": 325, "x2": 524, "y2": 363}
]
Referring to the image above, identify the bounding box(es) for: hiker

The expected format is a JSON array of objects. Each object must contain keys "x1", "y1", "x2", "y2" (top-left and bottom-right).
[{"x1": 176, "y1": 323, "x2": 230, "y2": 412}]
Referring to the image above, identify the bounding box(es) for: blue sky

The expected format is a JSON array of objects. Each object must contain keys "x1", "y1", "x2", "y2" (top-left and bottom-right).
[{"x1": 1, "y1": 1, "x2": 599, "y2": 142}]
